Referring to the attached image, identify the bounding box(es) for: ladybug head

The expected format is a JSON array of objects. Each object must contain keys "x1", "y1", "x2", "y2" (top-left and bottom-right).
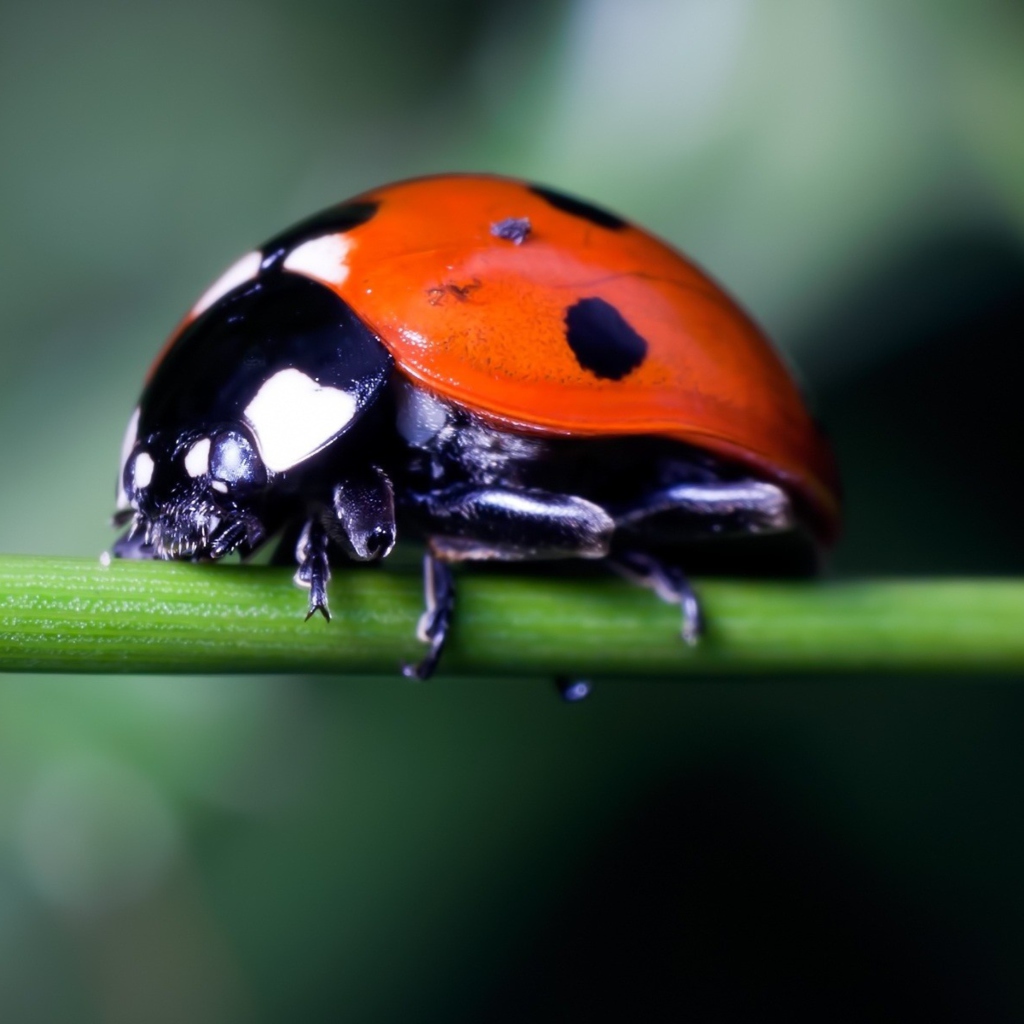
[{"x1": 118, "y1": 425, "x2": 268, "y2": 560}]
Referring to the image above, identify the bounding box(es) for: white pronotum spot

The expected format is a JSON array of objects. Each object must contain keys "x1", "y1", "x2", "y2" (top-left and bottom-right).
[
  {"x1": 243, "y1": 369, "x2": 357, "y2": 472},
  {"x1": 282, "y1": 235, "x2": 352, "y2": 287},
  {"x1": 184, "y1": 437, "x2": 211, "y2": 478},
  {"x1": 191, "y1": 250, "x2": 262, "y2": 317},
  {"x1": 116, "y1": 407, "x2": 141, "y2": 510}
]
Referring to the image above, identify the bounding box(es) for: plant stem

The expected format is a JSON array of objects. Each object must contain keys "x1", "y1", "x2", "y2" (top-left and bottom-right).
[{"x1": 0, "y1": 555, "x2": 1020, "y2": 676}]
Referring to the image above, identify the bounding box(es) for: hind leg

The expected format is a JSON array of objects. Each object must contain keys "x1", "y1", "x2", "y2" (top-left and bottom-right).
[
  {"x1": 613, "y1": 479, "x2": 793, "y2": 539},
  {"x1": 611, "y1": 478, "x2": 796, "y2": 642},
  {"x1": 608, "y1": 550, "x2": 703, "y2": 645}
]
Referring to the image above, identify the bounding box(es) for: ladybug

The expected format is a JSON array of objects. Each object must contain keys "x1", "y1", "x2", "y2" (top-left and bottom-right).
[{"x1": 113, "y1": 174, "x2": 840, "y2": 678}]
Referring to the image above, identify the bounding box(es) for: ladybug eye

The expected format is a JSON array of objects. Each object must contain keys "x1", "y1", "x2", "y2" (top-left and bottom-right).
[{"x1": 209, "y1": 430, "x2": 266, "y2": 490}]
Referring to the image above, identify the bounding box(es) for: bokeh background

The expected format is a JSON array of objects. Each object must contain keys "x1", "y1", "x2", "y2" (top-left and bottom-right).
[{"x1": 2, "y1": 0, "x2": 1024, "y2": 1019}]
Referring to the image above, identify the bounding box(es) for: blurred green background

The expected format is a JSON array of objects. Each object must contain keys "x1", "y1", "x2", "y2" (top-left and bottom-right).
[{"x1": 2, "y1": 0, "x2": 1024, "y2": 1019}]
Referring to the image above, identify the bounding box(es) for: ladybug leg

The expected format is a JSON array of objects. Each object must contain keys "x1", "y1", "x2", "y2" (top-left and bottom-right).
[
  {"x1": 294, "y1": 517, "x2": 332, "y2": 621},
  {"x1": 608, "y1": 550, "x2": 703, "y2": 646},
  {"x1": 406, "y1": 484, "x2": 615, "y2": 560},
  {"x1": 402, "y1": 554, "x2": 456, "y2": 681},
  {"x1": 111, "y1": 520, "x2": 155, "y2": 560},
  {"x1": 610, "y1": 481, "x2": 796, "y2": 644},
  {"x1": 290, "y1": 471, "x2": 398, "y2": 624},
  {"x1": 401, "y1": 484, "x2": 614, "y2": 677},
  {"x1": 327, "y1": 468, "x2": 397, "y2": 562},
  {"x1": 613, "y1": 479, "x2": 793, "y2": 540}
]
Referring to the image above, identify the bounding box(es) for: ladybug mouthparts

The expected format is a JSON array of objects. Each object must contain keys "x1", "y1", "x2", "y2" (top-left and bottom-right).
[{"x1": 124, "y1": 497, "x2": 265, "y2": 562}]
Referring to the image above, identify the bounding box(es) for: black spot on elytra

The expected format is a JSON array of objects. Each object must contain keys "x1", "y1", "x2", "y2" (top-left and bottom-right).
[
  {"x1": 260, "y1": 200, "x2": 380, "y2": 271},
  {"x1": 530, "y1": 185, "x2": 626, "y2": 230},
  {"x1": 565, "y1": 298, "x2": 648, "y2": 380},
  {"x1": 491, "y1": 216, "x2": 532, "y2": 244}
]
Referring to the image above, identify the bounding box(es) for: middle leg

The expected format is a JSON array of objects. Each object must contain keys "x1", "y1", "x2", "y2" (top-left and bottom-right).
[{"x1": 399, "y1": 482, "x2": 616, "y2": 678}]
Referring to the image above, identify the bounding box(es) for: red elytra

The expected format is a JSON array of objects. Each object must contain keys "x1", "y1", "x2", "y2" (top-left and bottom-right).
[{"x1": 279, "y1": 174, "x2": 840, "y2": 544}]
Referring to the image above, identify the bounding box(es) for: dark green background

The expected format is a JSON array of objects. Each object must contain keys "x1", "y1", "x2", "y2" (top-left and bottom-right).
[{"x1": 2, "y1": 1, "x2": 1024, "y2": 1019}]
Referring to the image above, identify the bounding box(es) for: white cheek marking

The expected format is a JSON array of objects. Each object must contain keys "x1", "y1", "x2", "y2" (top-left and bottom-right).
[
  {"x1": 244, "y1": 368, "x2": 358, "y2": 472},
  {"x1": 191, "y1": 250, "x2": 262, "y2": 317},
  {"x1": 211, "y1": 480, "x2": 229, "y2": 494},
  {"x1": 282, "y1": 235, "x2": 352, "y2": 287},
  {"x1": 134, "y1": 452, "x2": 155, "y2": 490},
  {"x1": 116, "y1": 407, "x2": 141, "y2": 510},
  {"x1": 184, "y1": 437, "x2": 211, "y2": 478},
  {"x1": 396, "y1": 381, "x2": 449, "y2": 447}
]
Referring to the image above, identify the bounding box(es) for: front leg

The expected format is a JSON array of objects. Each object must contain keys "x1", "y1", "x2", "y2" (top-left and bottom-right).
[
  {"x1": 294, "y1": 517, "x2": 331, "y2": 621},
  {"x1": 111, "y1": 517, "x2": 154, "y2": 560},
  {"x1": 330, "y1": 467, "x2": 397, "y2": 561},
  {"x1": 293, "y1": 468, "x2": 398, "y2": 622}
]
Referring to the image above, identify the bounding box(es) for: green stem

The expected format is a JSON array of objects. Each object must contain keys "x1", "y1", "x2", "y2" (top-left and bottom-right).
[{"x1": 0, "y1": 555, "x2": 1020, "y2": 676}]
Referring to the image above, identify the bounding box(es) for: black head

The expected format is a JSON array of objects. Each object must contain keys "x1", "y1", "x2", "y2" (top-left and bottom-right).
[
  {"x1": 113, "y1": 252, "x2": 393, "y2": 562},
  {"x1": 118, "y1": 423, "x2": 269, "y2": 559}
]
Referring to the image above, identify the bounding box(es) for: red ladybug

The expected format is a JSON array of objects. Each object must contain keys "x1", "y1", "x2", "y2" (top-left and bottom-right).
[{"x1": 113, "y1": 174, "x2": 840, "y2": 677}]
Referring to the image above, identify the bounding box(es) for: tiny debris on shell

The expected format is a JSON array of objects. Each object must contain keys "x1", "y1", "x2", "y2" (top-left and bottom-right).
[{"x1": 490, "y1": 217, "x2": 531, "y2": 245}]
